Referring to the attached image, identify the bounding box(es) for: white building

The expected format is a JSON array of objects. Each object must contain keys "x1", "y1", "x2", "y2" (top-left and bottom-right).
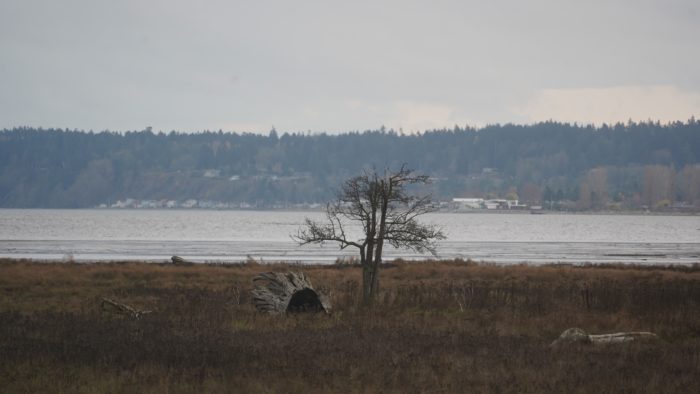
[{"x1": 452, "y1": 198, "x2": 484, "y2": 209}]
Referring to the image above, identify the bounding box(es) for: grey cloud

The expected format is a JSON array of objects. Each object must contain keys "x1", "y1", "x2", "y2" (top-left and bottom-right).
[{"x1": 1, "y1": 0, "x2": 698, "y2": 132}]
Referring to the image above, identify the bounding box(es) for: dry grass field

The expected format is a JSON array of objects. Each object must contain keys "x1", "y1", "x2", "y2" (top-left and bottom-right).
[{"x1": 1, "y1": 258, "x2": 700, "y2": 393}]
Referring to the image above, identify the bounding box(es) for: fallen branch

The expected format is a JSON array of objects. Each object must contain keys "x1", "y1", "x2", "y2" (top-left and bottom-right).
[
  {"x1": 100, "y1": 297, "x2": 153, "y2": 319},
  {"x1": 588, "y1": 331, "x2": 658, "y2": 344},
  {"x1": 551, "y1": 327, "x2": 657, "y2": 347}
]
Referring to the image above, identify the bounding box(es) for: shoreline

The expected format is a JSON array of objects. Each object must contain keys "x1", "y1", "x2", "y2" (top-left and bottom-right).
[
  {"x1": 1, "y1": 206, "x2": 699, "y2": 216},
  {"x1": 2, "y1": 257, "x2": 699, "y2": 270}
]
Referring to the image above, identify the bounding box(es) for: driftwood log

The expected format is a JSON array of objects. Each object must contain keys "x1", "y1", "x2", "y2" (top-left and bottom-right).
[
  {"x1": 171, "y1": 255, "x2": 187, "y2": 264},
  {"x1": 551, "y1": 327, "x2": 658, "y2": 347},
  {"x1": 101, "y1": 297, "x2": 153, "y2": 319},
  {"x1": 252, "y1": 272, "x2": 331, "y2": 314}
]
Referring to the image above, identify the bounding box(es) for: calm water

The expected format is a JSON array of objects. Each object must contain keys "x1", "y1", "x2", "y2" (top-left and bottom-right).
[{"x1": 1, "y1": 209, "x2": 699, "y2": 264}]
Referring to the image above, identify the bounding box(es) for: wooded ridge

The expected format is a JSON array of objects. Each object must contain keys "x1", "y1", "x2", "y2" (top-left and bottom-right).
[{"x1": 1, "y1": 120, "x2": 699, "y2": 209}]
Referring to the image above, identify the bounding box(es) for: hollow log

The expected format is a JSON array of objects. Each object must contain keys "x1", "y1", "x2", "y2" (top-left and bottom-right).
[
  {"x1": 171, "y1": 255, "x2": 187, "y2": 264},
  {"x1": 101, "y1": 297, "x2": 153, "y2": 319},
  {"x1": 251, "y1": 271, "x2": 331, "y2": 314},
  {"x1": 551, "y1": 327, "x2": 657, "y2": 347}
]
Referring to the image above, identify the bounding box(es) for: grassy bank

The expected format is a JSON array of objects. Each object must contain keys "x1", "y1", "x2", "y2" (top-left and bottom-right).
[{"x1": 1, "y1": 259, "x2": 700, "y2": 393}]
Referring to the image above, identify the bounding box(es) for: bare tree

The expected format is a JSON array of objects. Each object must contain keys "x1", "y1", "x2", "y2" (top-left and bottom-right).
[{"x1": 295, "y1": 166, "x2": 445, "y2": 303}]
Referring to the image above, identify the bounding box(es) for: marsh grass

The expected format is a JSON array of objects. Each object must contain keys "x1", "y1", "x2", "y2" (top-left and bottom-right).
[{"x1": 1, "y1": 258, "x2": 699, "y2": 393}]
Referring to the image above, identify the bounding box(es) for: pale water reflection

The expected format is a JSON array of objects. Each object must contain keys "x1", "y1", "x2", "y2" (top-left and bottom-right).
[{"x1": 1, "y1": 210, "x2": 698, "y2": 264}]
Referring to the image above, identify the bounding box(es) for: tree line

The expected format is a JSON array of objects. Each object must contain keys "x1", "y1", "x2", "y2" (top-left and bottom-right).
[{"x1": 1, "y1": 119, "x2": 699, "y2": 209}]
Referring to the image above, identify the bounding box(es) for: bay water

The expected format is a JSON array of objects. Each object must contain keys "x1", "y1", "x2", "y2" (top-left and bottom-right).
[{"x1": 1, "y1": 209, "x2": 698, "y2": 264}]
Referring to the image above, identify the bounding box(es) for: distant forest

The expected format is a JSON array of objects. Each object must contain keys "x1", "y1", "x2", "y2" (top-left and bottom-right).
[{"x1": 1, "y1": 120, "x2": 700, "y2": 210}]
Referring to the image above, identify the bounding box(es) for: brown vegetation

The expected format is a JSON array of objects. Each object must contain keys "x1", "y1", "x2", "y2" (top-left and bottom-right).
[{"x1": 1, "y1": 258, "x2": 700, "y2": 393}]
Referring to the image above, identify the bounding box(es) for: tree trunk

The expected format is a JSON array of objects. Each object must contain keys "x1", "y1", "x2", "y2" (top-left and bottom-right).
[
  {"x1": 361, "y1": 244, "x2": 376, "y2": 304},
  {"x1": 369, "y1": 181, "x2": 390, "y2": 303},
  {"x1": 370, "y1": 247, "x2": 383, "y2": 300},
  {"x1": 370, "y1": 236, "x2": 383, "y2": 300},
  {"x1": 363, "y1": 220, "x2": 377, "y2": 303},
  {"x1": 362, "y1": 263, "x2": 374, "y2": 304}
]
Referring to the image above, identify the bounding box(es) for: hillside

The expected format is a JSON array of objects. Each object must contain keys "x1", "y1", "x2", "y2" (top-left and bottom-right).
[{"x1": 1, "y1": 120, "x2": 699, "y2": 208}]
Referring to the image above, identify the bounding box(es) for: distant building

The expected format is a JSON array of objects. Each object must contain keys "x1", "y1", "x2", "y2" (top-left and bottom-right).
[
  {"x1": 182, "y1": 199, "x2": 198, "y2": 208},
  {"x1": 203, "y1": 169, "x2": 221, "y2": 178},
  {"x1": 452, "y1": 198, "x2": 484, "y2": 209},
  {"x1": 485, "y1": 199, "x2": 527, "y2": 210},
  {"x1": 111, "y1": 198, "x2": 136, "y2": 208},
  {"x1": 452, "y1": 198, "x2": 527, "y2": 210}
]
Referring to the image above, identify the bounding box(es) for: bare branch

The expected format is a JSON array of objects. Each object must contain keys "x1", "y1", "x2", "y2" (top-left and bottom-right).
[
  {"x1": 294, "y1": 216, "x2": 364, "y2": 250},
  {"x1": 294, "y1": 165, "x2": 444, "y2": 303}
]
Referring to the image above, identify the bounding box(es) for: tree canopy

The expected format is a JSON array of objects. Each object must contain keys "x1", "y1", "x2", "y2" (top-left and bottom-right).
[
  {"x1": 295, "y1": 166, "x2": 445, "y2": 302},
  {"x1": 1, "y1": 120, "x2": 699, "y2": 208}
]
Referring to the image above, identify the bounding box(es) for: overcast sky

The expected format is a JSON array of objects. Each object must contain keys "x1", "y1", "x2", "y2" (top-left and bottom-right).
[{"x1": 1, "y1": 0, "x2": 698, "y2": 134}]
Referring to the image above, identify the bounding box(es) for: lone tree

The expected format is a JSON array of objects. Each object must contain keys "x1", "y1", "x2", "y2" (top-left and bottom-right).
[{"x1": 295, "y1": 166, "x2": 445, "y2": 303}]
